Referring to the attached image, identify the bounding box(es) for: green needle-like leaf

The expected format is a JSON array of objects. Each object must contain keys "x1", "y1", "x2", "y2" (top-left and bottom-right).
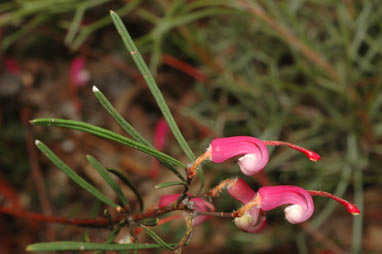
[
  {"x1": 107, "y1": 168, "x2": 144, "y2": 211},
  {"x1": 31, "y1": 118, "x2": 185, "y2": 181},
  {"x1": 35, "y1": 140, "x2": 118, "y2": 208},
  {"x1": 141, "y1": 225, "x2": 175, "y2": 250},
  {"x1": 26, "y1": 241, "x2": 176, "y2": 251},
  {"x1": 92, "y1": 86, "x2": 184, "y2": 180},
  {"x1": 155, "y1": 181, "x2": 188, "y2": 189},
  {"x1": 109, "y1": 10, "x2": 196, "y2": 162},
  {"x1": 86, "y1": 155, "x2": 129, "y2": 207},
  {"x1": 92, "y1": 86, "x2": 151, "y2": 146}
]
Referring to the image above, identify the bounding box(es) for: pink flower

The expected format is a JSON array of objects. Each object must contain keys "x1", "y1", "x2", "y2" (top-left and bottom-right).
[
  {"x1": 158, "y1": 194, "x2": 215, "y2": 226},
  {"x1": 227, "y1": 179, "x2": 314, "y2": 233},
  {"x1": 258, "y1": 185, "x2": 314, "y2": 224},
  {"x1": 209, "y1": 136, "x2": 269, "y2": 175},
  {"x1": 207, "y1": 136, "x2": 321, "y2": 176}
]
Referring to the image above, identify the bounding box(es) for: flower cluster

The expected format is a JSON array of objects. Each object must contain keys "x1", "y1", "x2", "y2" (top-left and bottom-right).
[{"x1": 158, "y1": 136, "x2": 359, "y2": 233}]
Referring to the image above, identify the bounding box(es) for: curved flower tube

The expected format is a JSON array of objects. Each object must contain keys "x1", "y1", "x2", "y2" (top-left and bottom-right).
[
  {"x1": 158, "y1": 194, "x2": 215, "y2": 226},
  {"x1": 210, "y1": 136, "x2": 269, "y2": 175},
  {"x1": 258, "y1": 186, "x2": 314, "y2": 224},
  {"x1": 227, "y1": 179, "x2": 314, "y2": 231},
  {"x1": 188, "y1": 136, "x2": 320, "y2": 178}
]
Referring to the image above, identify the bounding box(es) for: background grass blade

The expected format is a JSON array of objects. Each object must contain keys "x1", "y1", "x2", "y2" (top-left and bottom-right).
[
  {"x1": 155, "y1": 181, "x2": 187, "y2": 189},
  {"x1": 35, "y1": 140, "x2": 118, "y2": 208},
  {"x1": 107, "y1": 168, "x2": 144, "y2": 211},
  {"x1": 140, "y1": 225, "x2": 175, "y2": 250},
  {"x1": 26, "y1": 241, "x2": 176, "y2": 251},
  {"x1": 31, "y1": 118, "x2": 186, "y2": 174},
  {"x1": 109, "y1": 10, "x2": 196, "y2": 162},
  {"x1": 86, "y1": 155, "x2": 129, "y2": 207}
]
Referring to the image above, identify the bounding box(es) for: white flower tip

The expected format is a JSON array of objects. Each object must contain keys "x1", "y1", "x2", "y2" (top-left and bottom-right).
[
  {"x1": 92, "y1": 85, "x2": 99, "y2": 93},
  {"x1": 284, "y1": 204, "x2": 305, "y2": 224},
  {"x1": 35, "y1": 140, "x2": 40, "y2": 145},
  {"x1": 238, "y1": 154, "x2": 262, "y2": 175}
]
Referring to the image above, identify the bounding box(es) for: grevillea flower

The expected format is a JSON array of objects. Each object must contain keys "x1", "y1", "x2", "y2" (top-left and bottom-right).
[
  {"x1": 228, "y1": 180, "x2": 314, "y2": 231},
  {"x1": 209, "y1": 136, "x2": 269, "y2": 175},
  {"x1": 258, "y1": 186, "x2": 314, "y2": 224},
  {"x1": 226, "y1": 178, "x2": 359, "y2": 233},
  {"x1": 205, "y1": 136, "x2": 320, "y2": 176},
  {"x1": 158, "y1": 194, "x2": 215, "y2": 226}
]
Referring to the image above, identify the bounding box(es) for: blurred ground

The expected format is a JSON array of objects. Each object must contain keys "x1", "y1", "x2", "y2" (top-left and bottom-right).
[{"x1": 0, "y1": 1, "x2": 381, "y2": 253}]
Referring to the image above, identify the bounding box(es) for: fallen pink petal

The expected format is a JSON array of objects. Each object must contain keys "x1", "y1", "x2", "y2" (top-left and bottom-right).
[
  {"x1": 69, "y1": 56, "x2": 90, "y2": 87},
  {"x1": 149, "y1": 118, "x2": 169, "y2": 179}
]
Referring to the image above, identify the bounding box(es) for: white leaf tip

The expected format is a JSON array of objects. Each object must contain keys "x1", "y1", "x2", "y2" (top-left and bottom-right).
[
  {"x1": 35, "y1": 140, "x2": 41, "y2": 145},
  {"x1": 92, "y1": 85, "x2": 99, "y2": 92}
]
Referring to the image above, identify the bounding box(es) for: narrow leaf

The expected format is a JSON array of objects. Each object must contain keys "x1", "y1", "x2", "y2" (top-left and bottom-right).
[
  {"x1": 31, "y1": 118, "x2": 186, "y2": 181},
  {"x1": 110, "y1": 10, "x2": 196, "y2": 162},
  {"x1": 155, "y1": 181, "x2": 187, "y2": 189},
  {"x1": 86, "y1": 155, "x2": 129, "y2": 207},
  {"x1": 35, "y1": 140, "x2": 118, "y2": 208},
  {"x1": 26, "y1": 241, "x2": 176, "y2": 251},
  {"x1": 140, "y1": 225, "x2": 175, "y2": 250},
  {"x1": 92, "y1": 86, "x2": 185, "y2": 180},
  {"x1": 92, "y1": 85, "x2": 151, "y2": 146},
  {"x1": 140, "y1": 218, "x2": 159, "y2": 227},
  {"x1": 94, "y1": 220, "x2": 127, "y2": 254},
  {"x1": 107, "y1": 168, "x2": 144, "y2": 211}
]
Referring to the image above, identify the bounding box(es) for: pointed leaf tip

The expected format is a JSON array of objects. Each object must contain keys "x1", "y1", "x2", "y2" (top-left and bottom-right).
[
  {"x1": 35, "y1": 140, "x2": 40, "y2": 145},
  {"x1": 92, "y1": 86, "x2": 99, "y2": 92}
]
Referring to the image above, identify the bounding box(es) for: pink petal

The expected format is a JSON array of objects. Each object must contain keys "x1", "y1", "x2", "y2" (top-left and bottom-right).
[
  {"x1": 242, "y1": 214, "x2": 267, "y2": 233},
  {"x1": 158, "y1": 194, "x2": 180, "y2": 208},
  {"x1": 158, "y1": 194, "x2": 215, "y2": 226},
  {"x1": 227, "y1": 178, "x2": 256, "y2": 204},
  {"x1": 150, "y1": 118, "x2": 169, "y2": 179},
  {"x1": 69, "y1": 56, "x2": 89, "y2": 87},
  {"x1": 258, "y1": 186, "x2": 314, "y2": 224},
  {"x1": 210, "y1": 136, "x2": 269, "y2": 175},
  {"x1": 4, "y1": 57, "x2": 21, "y2": 74},
  {"x1": 234, "y1": 207, "x2": 266, "y2": 233},
  {"x1": 154, "y1": 118, "x2": 169, "y2": 151}
]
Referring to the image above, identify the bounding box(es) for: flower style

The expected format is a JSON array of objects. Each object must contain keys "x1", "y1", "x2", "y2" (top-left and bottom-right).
[
  {"x1": 224, "y1": 178, "x2": 359, "y2": 233},
  {"x1": 189, "y1": 136, "x2": 321, "y2": 178},
  {"x1": 158, "y1": 194, "x2": 215, "y2": 226}
]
